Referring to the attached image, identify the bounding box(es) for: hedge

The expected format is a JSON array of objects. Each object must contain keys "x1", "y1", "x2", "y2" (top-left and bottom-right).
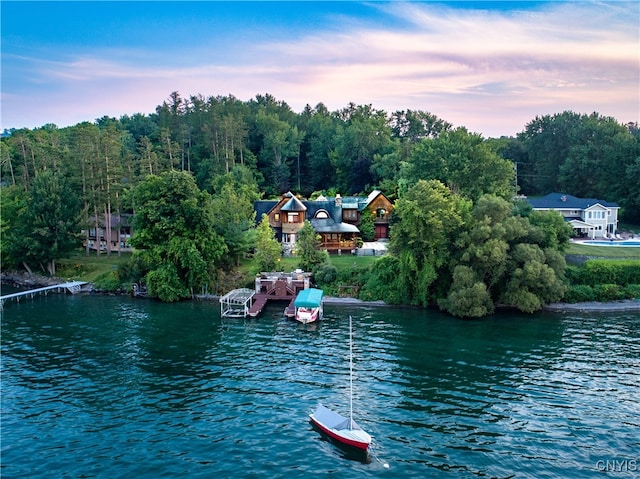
[
  {"x1": 564, "y1": 284, "x2": 640, "y2": 303},
  {"x1": 566, "y1": 260, "x2": 640, "y2": 286}
]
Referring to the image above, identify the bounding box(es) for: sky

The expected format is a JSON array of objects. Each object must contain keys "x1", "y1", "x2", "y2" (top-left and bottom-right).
[{"x1": 1, "y1": 1, "x2": 638, "y2": 138}]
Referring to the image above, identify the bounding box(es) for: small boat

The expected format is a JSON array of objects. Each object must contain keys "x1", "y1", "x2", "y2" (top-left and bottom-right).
[
  {"x1": 309, "y1": 316, "x2": 372, "y2": 450},
  {"x1": 294, "y1": 288, "x2": 324, "y2": 324}
]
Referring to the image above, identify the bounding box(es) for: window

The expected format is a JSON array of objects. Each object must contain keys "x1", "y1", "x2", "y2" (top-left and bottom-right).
[
  {"x1": 315, "y1": 210, "x2": 329, "y2": 219},
  {"x1": 287, "y1": 212, "x2": 300, "y2": 223},
  {"x1": 274, "y1": 213, "x2": 280, "y2": 222},
  {"x1": 344, "y1": 209, "x2": 358, "y2": 220}
]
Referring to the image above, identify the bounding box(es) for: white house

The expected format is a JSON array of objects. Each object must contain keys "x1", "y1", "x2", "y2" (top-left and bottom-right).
[{"x1": 527, "y1": 193, "x2": 619, "y2": 239}]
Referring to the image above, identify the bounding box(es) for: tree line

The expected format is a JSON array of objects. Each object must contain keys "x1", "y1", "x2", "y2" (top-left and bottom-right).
[{"x1": 1, "y1": 92, "x2": 638, "y2": 315}]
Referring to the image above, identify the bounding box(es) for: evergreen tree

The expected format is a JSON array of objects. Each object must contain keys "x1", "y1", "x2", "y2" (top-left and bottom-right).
[
  {"x1": 296, "y1": 220, "x2": 328, "y2": 272},
  {"x1": 254, "y1": 214, "x2": 281, "y2": 272}
]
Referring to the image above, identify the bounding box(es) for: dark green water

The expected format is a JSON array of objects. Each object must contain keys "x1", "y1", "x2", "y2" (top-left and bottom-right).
[{"x1": 1, "y1": 294, "x2": 639, "y2": 478}]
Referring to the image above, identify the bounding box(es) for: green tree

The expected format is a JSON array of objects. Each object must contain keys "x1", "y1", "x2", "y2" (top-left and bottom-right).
[
  {"x1": 131, "y1": 170, "x2": 226, "y2": 301},
  {"x1": 254, "y1": 214, "x2": 282, "y2": 272},
  {"x1": 499, "y1": 243, "x2": 566, "y2": 312},
  {"x1": 210, "y1": 166, "x2": 260, "y2": 268},
  {"x1": 358, "y1": 210, "x2": 376, "y2": 242},
  {"x1": 390, "y1": 179, "x2": 471, "y2": 306},
  {"x1": 296, "y1": 220, "x2": 328, "y2": 272},
  {"x1": 517, "y1": 111, "x2": 634, "y2": 204},
  {"x1": 331, "y1": 103, "x2": 393, "y2": 193},
  {"x1": 0, "y1": 185, "x2": 26, "y2": 270},
  {"x1": 440, "y1": 265, "x2": 494, "y2": 318},
  {"x1": 360, "y1": 255, "x2": 410, "y2": 305},
  {"x1": 297, "y1": 103, "x2": 338, "y2": 194},
  {"x1": 4, "y1": 171, "x2": 81, "y2": 276},
  {"x1": 440, "y1": 195, "x2": 566, "y2": 317},
  {"x1": 401, "y1": 127, "x2": 515, "y2": 201},
  {"x1": 255, "y1": 109, "x2": 303, "y2": 194},
  {"x1": 527, "y1": 209, "x2": 574, "y2": 251}
]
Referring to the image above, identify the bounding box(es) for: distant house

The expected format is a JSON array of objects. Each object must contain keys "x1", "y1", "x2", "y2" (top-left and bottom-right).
[
  {"x1": 254, "y1": 191, "x2": 393, "y2": 255},
  {"x1": 527, "y1": 193, "x2": 619, "y2": 239},
  {"x1": 82, "y1": 214, "x2": 133, "y2": 253}
]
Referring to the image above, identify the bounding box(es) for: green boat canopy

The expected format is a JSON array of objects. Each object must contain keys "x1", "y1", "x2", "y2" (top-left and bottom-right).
[{"x1": 294, "y1": 288, "x2": 324, "y2": 308}]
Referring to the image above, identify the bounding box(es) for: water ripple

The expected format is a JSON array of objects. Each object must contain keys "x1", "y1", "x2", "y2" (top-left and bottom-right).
[{"x1": 1, "y1": 297, "x2": 639, "y2": 478}]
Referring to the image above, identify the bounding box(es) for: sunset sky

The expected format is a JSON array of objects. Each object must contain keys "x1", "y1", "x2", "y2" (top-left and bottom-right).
[{"x1": 2, "y1": 1, "x2": 638, "y2": 137}]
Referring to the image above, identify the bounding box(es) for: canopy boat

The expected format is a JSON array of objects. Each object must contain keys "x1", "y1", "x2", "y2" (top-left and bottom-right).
[
  {"x1": 309, "y1": 316, "x2": 372, "y2": 450},
  {"x1": 294, "y1": 288, "x2": 324, "y2": 324}
]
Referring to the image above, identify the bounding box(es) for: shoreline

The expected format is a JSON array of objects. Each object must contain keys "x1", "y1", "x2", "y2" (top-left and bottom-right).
[
  {"x1": 2, "y1": 272, "x2": 639, "y2": 313},
  {"x1": 543, "y1": 300, "x2": 640, "y2": 312}
]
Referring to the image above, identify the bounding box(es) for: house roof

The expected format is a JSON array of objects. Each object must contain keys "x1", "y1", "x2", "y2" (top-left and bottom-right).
[
  {"x1": 310, "y1": 218, "x2": 360, "y2": 234},
  {"x1": 281, "y1": 196, "x2": 307, "y2": 212},
  {"x1": 254, "y1": 200, "x2": 278, "y2": 221},
  {"x1": 253, "y1": 190, "x2": 390, "y2": 232},
  {"x1": 528, "y1": 193, "x2": 619, "y2": 210},
  {"x1": 325, "y1": 190, "x2": 388, "y2": 211}
]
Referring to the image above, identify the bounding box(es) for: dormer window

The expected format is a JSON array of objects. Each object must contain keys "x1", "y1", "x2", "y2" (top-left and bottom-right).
[{"x1": 315, "y1": 210, "x2": 329, "y2": 219}]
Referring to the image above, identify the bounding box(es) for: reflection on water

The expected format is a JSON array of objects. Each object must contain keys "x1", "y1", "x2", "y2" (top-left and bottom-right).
[{"x1": 1, "y1": 295, "x2": 639, "y2": 478}]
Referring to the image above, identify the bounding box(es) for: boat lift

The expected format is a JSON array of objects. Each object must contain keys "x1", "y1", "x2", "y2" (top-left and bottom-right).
[{"x1": 219, "y1": 288, "x2": 255, "y2": 318}]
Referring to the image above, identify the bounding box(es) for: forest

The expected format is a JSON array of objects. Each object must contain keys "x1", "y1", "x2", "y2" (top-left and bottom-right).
[{"x1": 1, "y1": 92, "x2": 639, "y2": 316}]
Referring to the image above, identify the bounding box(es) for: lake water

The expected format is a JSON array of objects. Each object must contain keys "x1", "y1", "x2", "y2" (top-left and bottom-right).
[{"x1": 2, "y1": 293, "x2": 639, "y2": 478}]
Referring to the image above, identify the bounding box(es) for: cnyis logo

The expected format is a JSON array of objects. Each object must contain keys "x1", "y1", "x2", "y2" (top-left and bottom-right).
[{"x1": 595, "y1": 459, "x2": 637, "y2": 473}]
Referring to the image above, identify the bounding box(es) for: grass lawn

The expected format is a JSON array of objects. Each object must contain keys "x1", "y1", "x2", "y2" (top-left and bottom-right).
[
  {"x1": 58, "y1": 251, "x2": 379, "y2": 282},
  {"x1": 56, "y1": 250, "x2": 133, "y2": 282},
  {"x1": 565, "y1": 242, "x2": 640, "y2": 259},
  {"x1": 276, "y1": 254, "x2": 379, "y2": 273}
]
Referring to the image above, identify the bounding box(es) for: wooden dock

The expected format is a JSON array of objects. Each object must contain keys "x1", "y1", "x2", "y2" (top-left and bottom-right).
[
  {"x1": 221, "y1": 271, "x2": 311, "y2": 318},
  {"x1": 1, "y1": 281, "x2": 88, "y2": 309}
]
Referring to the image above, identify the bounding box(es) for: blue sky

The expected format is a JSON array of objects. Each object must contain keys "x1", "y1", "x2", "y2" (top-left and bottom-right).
[{"x1": 1, "y1": 1, "x2": 638, "y2": 137}]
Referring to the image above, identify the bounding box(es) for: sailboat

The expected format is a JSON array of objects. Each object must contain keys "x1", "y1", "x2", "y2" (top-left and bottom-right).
[{"x1": 309, "y1": 316, "x2": 372, "y2": 450}]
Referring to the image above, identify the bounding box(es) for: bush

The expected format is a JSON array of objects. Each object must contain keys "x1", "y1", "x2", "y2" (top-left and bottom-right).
[
  {"x1": 623, "y1": 284, "x2": 640, "y2": 299},
  {"x1": 359, "y1": 256, "x2": 408, "y2": 304},
  {"x1": 577, "y1": 260, "x2": 640, "y2": 286},
  {"x1": 93, "y1": 271, "x2": 123, "y2": 292},
  {"x1": 564, "y1": 284, "x2": 595, "y2": 303},
  {"x1": 313, "y1": 263, "x2": 338, "y2": 286},
  {"x1": 593, "y1": 284, "x2": 625, "y2": 301},
  {"x1": 564, "y1": 283, "x2": 640, "y2": 303}
]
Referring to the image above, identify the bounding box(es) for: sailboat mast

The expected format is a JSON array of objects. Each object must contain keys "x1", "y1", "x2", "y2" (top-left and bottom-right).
[{"x1": 349, "y1": 315, "x2": 353, "y2": 430}]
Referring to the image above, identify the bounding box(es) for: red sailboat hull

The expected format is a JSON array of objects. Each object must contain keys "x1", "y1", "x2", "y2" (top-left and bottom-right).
[
  {"x1": 309, "y1": 416, "x2": 370, "y2": 450},
  {"x1": 309, "y1": 403, "x2": 372, "y2": 451}
]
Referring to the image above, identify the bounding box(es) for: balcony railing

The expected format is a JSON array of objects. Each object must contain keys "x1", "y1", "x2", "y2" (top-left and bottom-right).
[{"x1": 320, "y1": 240, "x2": 357, "y2": 250}]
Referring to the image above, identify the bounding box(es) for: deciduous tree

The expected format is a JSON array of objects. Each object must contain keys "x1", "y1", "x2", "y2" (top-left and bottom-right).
[
  {"x1": 131, "y1": 170, "x2": 226, "y2": 301},
  {"x1": 5, "y1": 171, "x2": 81, "y2": 276}
]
